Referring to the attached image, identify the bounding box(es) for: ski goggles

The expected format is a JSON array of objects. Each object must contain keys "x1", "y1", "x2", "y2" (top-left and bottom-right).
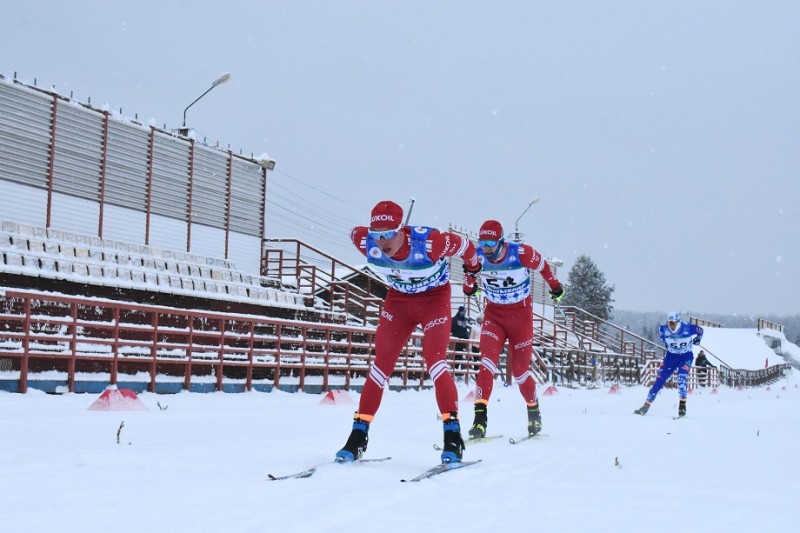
[
  {"x1": 478, "y1": 239, "x2": 499, "y2": 248},
  {"x1": 368, "y1": 225, "x2": 402, "y2": 241}
]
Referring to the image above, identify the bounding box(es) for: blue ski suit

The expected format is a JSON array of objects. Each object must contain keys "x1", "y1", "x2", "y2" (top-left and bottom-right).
[{"x1": 645, "y1": 321, "x2": 704, "y2": 403}]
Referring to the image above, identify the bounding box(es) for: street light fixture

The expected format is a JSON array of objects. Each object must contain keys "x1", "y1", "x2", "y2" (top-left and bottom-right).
[
  {"x1": 511, "y1": 196, "x2": 540, "y2": 242},
  {"x1": 258, "y1": 157, "x2": 276, "y2": 171},
  {"x1": 178, "y1": 73, "x2": 231, "y2": 136}
]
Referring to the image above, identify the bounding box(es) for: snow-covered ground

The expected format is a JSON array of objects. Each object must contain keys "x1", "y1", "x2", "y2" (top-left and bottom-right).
[{"x1": 1, "y1": 379, "x2": 797, "y2": 532}]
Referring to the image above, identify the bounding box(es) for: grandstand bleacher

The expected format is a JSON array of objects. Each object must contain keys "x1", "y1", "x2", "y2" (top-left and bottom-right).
[{"x1": 1, "y1": 220, "x2": 308, "y2": 309}]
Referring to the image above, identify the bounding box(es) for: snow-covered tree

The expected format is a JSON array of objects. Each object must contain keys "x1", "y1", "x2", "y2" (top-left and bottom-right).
[{"x1": 562, "y1": 255, "x2": 615, "y2": 320}]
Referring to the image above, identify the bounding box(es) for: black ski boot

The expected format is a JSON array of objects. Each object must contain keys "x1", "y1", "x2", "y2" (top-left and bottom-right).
[
  {"x1": 678, "y1": 399, "x2": 687, "y2": 418},
  {"x1": 468, "y1": 403, "x2": 488, "y2": 439},
  {"x1": 441, "y1": 412, "x2": 464, "y2": 463},
  {"x1": 335, "y1": 416, "x2": 369, "y2": 463},
  {"x1": 634, "y1": 403, "x2": 650, "y2": 415},
  {"x1": 527, "y1": 404, "x2": 542, "y2": 437}
]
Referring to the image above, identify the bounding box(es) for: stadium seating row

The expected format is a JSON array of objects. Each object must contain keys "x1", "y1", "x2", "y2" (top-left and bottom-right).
[
  {"x1": 1, "y1": 220, "x2": 236, "y2": 269},
  {"x1": 0, "y1": 221, "x2": 305, "y2": 309}
]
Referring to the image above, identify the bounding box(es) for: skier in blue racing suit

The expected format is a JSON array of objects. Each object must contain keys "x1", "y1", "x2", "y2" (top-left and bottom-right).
[{"x1": 634, "y1": 311, "x2": 703, "y2": 417}]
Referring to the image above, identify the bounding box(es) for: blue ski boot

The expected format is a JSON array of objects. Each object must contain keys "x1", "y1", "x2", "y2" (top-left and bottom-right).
[
  {"x1": 335, "y1": 416, "x2": 369, "y2": 463},
  {"x1": 441, "y1": 412, "x2": 464, "y2": 463}
]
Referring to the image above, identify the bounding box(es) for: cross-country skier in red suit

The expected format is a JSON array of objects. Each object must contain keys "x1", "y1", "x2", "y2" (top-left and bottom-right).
[
  {"x1": 336, "y1": 200, "x2": 481, "y2": 464},
  {"x1": 463, "y1": 220, "x2": 564, "y2": 439}
]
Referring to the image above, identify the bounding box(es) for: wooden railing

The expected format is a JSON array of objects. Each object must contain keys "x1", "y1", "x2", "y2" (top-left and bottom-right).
[
  {"x1": 4, "y1": 287, "x2": 788, "y2": 395},
  {"x1": 757, "y1": 318, "x2": 784, "y2": 334},
  {"x1": 538, "y1": 347, "x2": 641, "y2": 386},
  {"x1": 638, "y1": 360, "x2": 722, "y2": 389},
  {"x1": 262, "y1": 239, "x2": 386, "y2": 326},
  {"x1": 690, "y1": 317, "x2": 724, "y2": 328},
  {"x1": 0, "y1": 288, "x2": 507, "y2": 394},
  {"x1": 638, "y1": 359, "x2": 790, "y2": 389},
  {"x1": 554, "y1": 306, "x2": 665, "y2": 362},
  {"x1": 716, "y1": 364, "x2": 791, "y2": 388}
]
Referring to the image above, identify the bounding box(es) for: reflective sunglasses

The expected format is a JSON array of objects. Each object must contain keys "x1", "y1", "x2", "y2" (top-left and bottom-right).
[
  {"x1": 479, "y1": 239, "x2": 499, "y2": 248},
  {"x1": 369, "y1": 226, "x2": 402, "y2": 241}
]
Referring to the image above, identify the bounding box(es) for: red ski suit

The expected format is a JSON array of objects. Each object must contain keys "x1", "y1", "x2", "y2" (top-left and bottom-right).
[
  {"x1": 351, "y1": 226, "x2": 479, "y2": 419},
  {"x1": 473, "y1": 243, "x2": 560, "y2": 405}
]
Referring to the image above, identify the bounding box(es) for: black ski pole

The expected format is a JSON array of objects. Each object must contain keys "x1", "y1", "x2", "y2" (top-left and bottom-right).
[{"x1": 404, "y1": 197, "x2": 415, "y2": 225}]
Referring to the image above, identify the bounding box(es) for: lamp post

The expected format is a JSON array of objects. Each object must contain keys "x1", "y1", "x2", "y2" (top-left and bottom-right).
[
  {"x1": 178, "y1": 73, "x2": 231, "y2": 136},
  {"x1": 511, "y1": 196, "x2": 540, "y2": 242}
]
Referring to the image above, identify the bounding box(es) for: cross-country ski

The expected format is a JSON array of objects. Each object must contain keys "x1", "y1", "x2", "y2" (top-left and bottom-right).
[
  {"x1": 508, "y1": 434, "x2": 548, "y2": 445},
  {"x1": 400, "y1": 460, "x2": 483, "y2": 483},
  {"x1": 268, "y1": 457, "x2": 391, "y2": 481},
  {"x1": 432, "y1": 434, "x2": 503, "y2": 450}
]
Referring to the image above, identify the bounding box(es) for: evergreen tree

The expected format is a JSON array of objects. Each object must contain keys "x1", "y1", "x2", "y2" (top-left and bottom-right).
[{"x1": 562, "y1": 255, "x2": 615, "y2": 320}]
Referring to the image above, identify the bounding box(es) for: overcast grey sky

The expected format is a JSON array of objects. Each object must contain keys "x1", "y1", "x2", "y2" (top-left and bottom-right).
[{"x1": 3, "y1": 1, "x2": 799, "y2": 317}]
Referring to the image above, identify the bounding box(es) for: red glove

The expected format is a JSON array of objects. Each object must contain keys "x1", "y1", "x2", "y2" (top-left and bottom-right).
[{"x1": 463, "y1": 273, "x2": 479, "y2": 296}]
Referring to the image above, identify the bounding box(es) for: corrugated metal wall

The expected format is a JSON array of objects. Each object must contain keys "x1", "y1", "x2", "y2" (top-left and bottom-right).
[
  {"x1": 192, "y1": 144, "x2": 228, "y2": 229},
  {"x1": 51, "y1": 101, "x2": 104, "y2": 200},
  {"x1": 0, "y1": 81, "x2": 51, "y2": 190},
  {"x1": 106, "y1": 119, "x2": 149, "y2": 211},
  {"x1": 0, "y1": 76, "x2": 268, "y2": 274}
]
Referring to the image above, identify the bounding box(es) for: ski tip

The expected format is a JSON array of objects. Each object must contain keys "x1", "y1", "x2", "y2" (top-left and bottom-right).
[{"x1": 267, "y1": 474, "x2": 278, "y2": 480}]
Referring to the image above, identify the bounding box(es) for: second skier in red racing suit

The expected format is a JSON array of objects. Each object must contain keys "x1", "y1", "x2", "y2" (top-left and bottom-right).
[
  {"x1": 336, "y1": 200, "x2": 481, "y2": 464},
  {"x1": 464, "y1": 219, "x2": 564, "y2": 439}
]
